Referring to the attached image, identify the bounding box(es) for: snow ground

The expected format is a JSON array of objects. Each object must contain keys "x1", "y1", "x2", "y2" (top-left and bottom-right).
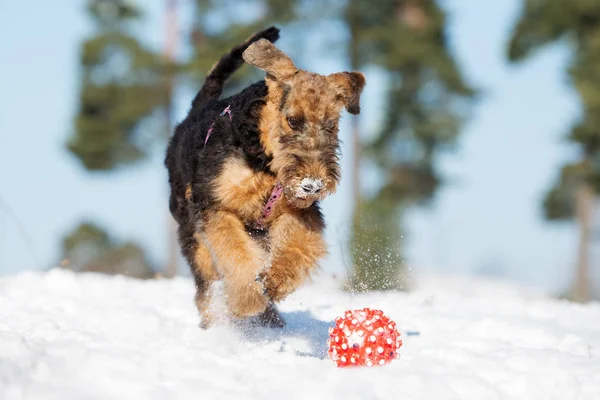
[{"x1": 1, "y1": 269, "x2": 599, "y2": 400}]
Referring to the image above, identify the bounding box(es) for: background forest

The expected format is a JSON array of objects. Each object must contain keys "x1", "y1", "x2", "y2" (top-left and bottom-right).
[{"x1": 2, "y1": 0, "x2": 599, "y2": 302}]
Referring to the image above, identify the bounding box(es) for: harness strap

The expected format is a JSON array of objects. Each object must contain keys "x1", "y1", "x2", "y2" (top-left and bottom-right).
[
  {"x1": 252, "y1": 183, "x2": 284, "y2": 230},
  {"x1": 204, "y1": 105, "x2": 232, "y2": 148}
]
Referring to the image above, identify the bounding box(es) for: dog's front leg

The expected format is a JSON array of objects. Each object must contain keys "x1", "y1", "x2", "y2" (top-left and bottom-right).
[
  {"x1": 203, "y1": 210, "x2": 269, "y2": 318},
  {"x1": 260, "y1": 213, "x2": 327, "y2": 302}
]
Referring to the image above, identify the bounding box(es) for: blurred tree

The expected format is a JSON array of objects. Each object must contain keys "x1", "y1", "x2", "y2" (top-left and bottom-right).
[
  {"x1": 508, "y1": 0, "x2": 600, "y2": 302},
  {"x1": 164, "y1": 0, "x2": 179, "y2": 278},
  {"x1": 68, "y1": 0, "x2": 175, "y2": 275},
  {"x1": 68, "y1": 0, "x2": 169, "y2": 170},
  {"x1": 59, "y1": 222, "x2": 155, "y2": 279},
  {"x1": 68, "y1": 0, "x2": 301, "y2": 277},
  {"x1": 341, "y1": 0, "x2": 475, "y2": 291}
]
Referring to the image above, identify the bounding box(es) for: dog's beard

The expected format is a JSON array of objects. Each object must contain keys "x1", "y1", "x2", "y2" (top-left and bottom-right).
[
  {"x1": 287, "y1": 195, "x2": 318, "y2": 209},
  {"x1": 279, "y1": 171, "x2": 339, "y2": 209},
  {"x1": 271, "y1": 148, "x2": 341, "y2": 208}
]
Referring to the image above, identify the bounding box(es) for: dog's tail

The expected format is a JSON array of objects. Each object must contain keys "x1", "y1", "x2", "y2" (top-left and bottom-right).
[{"x1": 191, "y1": 26, "x2": 280, "y2": 110}]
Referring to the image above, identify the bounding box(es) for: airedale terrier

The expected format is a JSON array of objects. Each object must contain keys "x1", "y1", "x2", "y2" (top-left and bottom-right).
[{"x1": 165, "y1": 27, "x2": 365, "y2": 329}]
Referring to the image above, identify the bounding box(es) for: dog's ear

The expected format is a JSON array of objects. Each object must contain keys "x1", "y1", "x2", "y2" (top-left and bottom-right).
[
  {"x1": 329, "y1": 72, "x2": 366, "y2": 115},
  {"x1": 243, "y1": 39, "x2": 298, "y2": 81}
]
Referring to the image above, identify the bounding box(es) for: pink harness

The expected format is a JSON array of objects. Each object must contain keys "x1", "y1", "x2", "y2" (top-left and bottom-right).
[
  {"x1": 205, "y1": 105, "x2": 283, "y2": 230},
  {"x1": 204, "y1": 105, "x2": 232, "y2": 148},
  {"x1": 252, "y1": 182, "x2": 284, "y2": 230}
]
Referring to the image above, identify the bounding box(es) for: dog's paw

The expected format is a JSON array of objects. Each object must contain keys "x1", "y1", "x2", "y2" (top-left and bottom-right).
[
  {"x1": 257, "y1": 270, "x2": 295, "y2": 303},
  {"x1": 252, "y1": 303, "x2": 286, "y2": 328},
  {"x1": 226, "y1": 281, "x2": 269, "y2": 318},
  {"x1": 254, "y1": 271, "x2": 270, "y2": 296},
  {"x1": 199, "y1": 319, "x2": 212, "y2": 330},
  {"x1": 255, "y1": 270, "x2": 277, "y2": 298}
]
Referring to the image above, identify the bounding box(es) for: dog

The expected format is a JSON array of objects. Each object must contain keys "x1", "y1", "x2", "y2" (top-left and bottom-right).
[{"x1": 165, "y1": 27, "x2": 365, "y2": 329}]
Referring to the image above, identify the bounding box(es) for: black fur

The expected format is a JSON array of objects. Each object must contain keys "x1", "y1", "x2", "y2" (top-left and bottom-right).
[
  {"x1": 166, "y1": 81, "x2": 272, "y2": 224},
  {"x1": 191, "y1": 26, "x2": 279, "y2": 110},
  {"x1": 164, "y1": 28, "x2": 280, "y2": 297}
]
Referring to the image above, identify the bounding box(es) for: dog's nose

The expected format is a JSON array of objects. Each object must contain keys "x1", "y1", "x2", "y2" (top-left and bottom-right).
[{"x1": 300, "y1": 178, "x2": 324, "y2": 194}]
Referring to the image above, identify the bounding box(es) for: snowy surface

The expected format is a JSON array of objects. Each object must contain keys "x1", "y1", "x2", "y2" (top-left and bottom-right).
[{"x1": 1, "y1": 269, "x2": 599, "y2": 400}]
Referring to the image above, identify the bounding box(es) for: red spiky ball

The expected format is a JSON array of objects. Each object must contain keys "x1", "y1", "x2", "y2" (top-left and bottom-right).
[{"x1": 327, "y1": 308, "x2": 402, "y2": 368}]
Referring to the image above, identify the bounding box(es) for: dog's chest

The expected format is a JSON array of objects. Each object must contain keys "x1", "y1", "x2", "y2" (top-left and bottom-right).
[{"x1": 213, "y1": 157, "x2": 279, "y2": 223}]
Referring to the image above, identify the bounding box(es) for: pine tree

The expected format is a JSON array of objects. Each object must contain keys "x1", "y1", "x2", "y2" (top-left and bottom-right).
[
  {"x1": 68, "y1": 0, "x2": 169, "y2": 170},
  {"x1": 508, "y1": 0, "x2": 600, "y2": 302},
  {"x1": 68, "y1": 0, "x2": 302, "y2": 276},
  {"x1": 343, "y1": 0, "x2": 475, "y2": 291},
  {"x1": 59, "y1": 221, "x2": 155, "y2": 279}
]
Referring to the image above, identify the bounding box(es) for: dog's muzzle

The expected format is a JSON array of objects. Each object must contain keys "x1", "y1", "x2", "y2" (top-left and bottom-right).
[{"x1": 296, "y1": 178, "x2": 324, "y2": 198}]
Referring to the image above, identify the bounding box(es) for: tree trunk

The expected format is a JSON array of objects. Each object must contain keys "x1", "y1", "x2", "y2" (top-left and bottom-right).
[
  {"x1": 351, "y1": 115, "x2": 361, "y2": 202},
  {"x1": 573, "y1": 183, "x2": 592, "y2": 302},
  {"x1": 164, "y1": 0, "x2": 179, "y2": 278},
  {"x1": 348, "y1": 3, "x2": 361, "y2": 205}
]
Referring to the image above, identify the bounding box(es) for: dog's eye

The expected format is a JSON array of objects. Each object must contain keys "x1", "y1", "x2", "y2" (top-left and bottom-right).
[{"x1": 287, "y1": 117, "x2": 303, "y2": 131}]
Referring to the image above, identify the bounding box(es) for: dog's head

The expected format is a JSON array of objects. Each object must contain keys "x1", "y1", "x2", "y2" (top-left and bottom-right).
[{"x1": 243, "y1": 39, "x2": 366, "y2": 208}]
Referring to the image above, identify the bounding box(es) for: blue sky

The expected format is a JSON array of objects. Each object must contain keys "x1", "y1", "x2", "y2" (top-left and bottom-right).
[{"x1": 0, "y1": 1, "x2": 583, "y2": 293}]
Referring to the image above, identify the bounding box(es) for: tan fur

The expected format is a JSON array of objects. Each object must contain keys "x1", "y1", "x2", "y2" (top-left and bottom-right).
[
  {"x1": 242, "y1": 39, "x2": 298, "y2": 80},
  {"x1": 213, "y1": 157, "x2": 279, "y2": 224},
  {"x1": 257, "y1": 102, "x2": 280, "y2": 156},
  {"x1": 203, "y1": 210, "x2": 269, "y2": 318},
  {"x1": 191, "y1": 233, "x2": 219, "y2": 328},
  {"x1": 258, "y1": 211, "x2": 327, "y2": 302}
]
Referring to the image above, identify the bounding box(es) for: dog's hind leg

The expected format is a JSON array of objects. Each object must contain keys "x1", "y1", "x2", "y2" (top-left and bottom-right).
[
  {"x1": 191, "y1": 234, "x2": 221, "y2": 329},
  {"x1": 203, "y1": 210, "x2": 269, "y2": 319},
  {"x1": 178, "y1": 221, "x2": 220, "y2": 328}
]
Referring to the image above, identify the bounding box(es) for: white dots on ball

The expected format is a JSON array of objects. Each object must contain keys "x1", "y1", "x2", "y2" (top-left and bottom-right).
[
  {"x1": 378, "y1": 327, "x2": 384, "y2": 334},
  {"x1": 377, "y1": 346, "x2": 384, "y2": 354},
  {"x1": 341, "y1": 356, "x2": 346, "y2": 363},
  {"x1": 379, "y1": 359, "x2": 385, "y2": 365},
  {"x1": 358, "y1": 330, "x2": 364, "y2": 337},
  {"x1": 370, "y1": 335, "x2": 376, "y2": 343},
  {"x1": 342, "y1": 343, "x2": 347, "y2": 350},
  {"x1": 352, "y1": 319, "x2": 358, "y2": 325},
  {"x1": 386, "y1": 338, "x2": 393, "y2": 345},
  {"x1": 366, "y1": 360, "x2": 373, "y2": 367},
  {"x1": 351, "y1": 357, "x2": 356, "y2": 364},
  {"x1": 365, "y1": 320, "x2": 372, "y2": 326},
  {"x1": 335, "y1": 336, "x2": 339, "y2": 343},
  {"x1": 374, "y1": 315, "x2": 381, "y2": 320},
  {"x1": 365, "y1": 347, "x2": 372, "y2": 354}
]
